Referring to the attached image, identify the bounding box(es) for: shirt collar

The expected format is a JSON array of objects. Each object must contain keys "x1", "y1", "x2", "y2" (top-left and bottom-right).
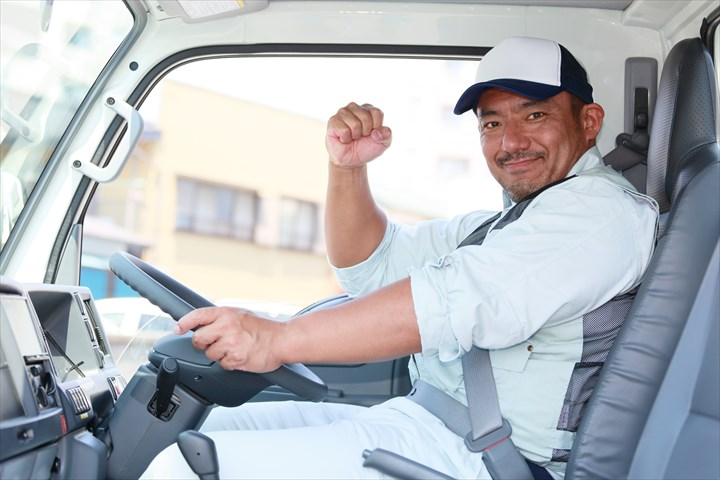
[{"x1": 567, "y1": 146, "x2": 604, "y2": 176}]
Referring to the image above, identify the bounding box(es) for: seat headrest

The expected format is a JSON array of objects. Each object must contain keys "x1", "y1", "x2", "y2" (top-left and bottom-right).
[{"x1": 645, "y1": 38, "x2": 718, "y2": 213}]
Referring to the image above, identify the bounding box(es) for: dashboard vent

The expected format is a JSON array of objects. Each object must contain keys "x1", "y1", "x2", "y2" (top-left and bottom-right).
[{"x1": 66, "y1": 387, "x2": 90, "y2": 415}]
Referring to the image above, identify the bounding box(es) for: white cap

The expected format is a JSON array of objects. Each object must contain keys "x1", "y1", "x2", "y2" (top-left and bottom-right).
[{"x1": 454, "y1": 36, "x2": 594, "y2": 115}]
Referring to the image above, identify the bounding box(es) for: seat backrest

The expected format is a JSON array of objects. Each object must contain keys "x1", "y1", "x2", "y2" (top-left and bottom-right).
[
  {"x1": 627, "y1": 239, "x2": 719, "y2": 479},
  {"x1": 644, "y1": 39, "x2": 718, "y2": 214},
  {"x1": 566, "y1": 37, "x2": 720, "y2": 480}
]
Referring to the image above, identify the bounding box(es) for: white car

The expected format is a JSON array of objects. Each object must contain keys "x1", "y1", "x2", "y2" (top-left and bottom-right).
[{"x1": 0, "y1": 1, "x2": 717, "y2": 479}]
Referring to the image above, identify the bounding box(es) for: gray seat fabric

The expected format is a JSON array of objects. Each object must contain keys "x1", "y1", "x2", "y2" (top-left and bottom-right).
[
  {"x1": 644, "y1": 39, "x2": 718, "y2": 214},
  {"x1": 567, "y1": 37, "x2": 720, "y2": 480},
  {"x1": 628, "y1": 239, "x2": 719, "y2": 479}
]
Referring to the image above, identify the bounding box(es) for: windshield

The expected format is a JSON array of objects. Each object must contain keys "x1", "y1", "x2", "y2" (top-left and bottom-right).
[{"x1": 0, "y1": 0, "x2": 133, "y2": 249}]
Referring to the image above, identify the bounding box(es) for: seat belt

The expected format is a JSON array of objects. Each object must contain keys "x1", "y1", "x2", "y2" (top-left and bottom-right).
[
  {"x1": 462, "y1": 347, "x2": 534, "y2": 480},
  {"x1": 378, "y1": 351, "x2": 535, "y2": 479},
  {"x1": 455, "y1": 178, "x2": 576, "y2": 479},
  {"x1": 363, "y1": 177, "x2": 577, "y2": 479},
  {"x1": 603, "y1": 87, "x2": 651, "y2": 193},
  {"x1": 363, "y1": 352, "x2": 534, "y2": 480}
]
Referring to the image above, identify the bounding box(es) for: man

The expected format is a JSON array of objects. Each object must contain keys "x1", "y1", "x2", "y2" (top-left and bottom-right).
[{"x1": 143, "y1": 37, "x2": 658, "y2": 479}]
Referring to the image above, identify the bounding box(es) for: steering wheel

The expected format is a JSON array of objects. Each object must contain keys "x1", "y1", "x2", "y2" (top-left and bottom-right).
[{"x1": 108, "y1": 251, "x2": 327, "y2": 404}]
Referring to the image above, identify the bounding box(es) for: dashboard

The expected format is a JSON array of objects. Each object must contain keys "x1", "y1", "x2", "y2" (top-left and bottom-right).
[
  {"x1": 0, "y1": 277, "x2": 124, "y2": 478},
  {"x1": 0, "y1": 274, "x2": 407, "y2": 479}
]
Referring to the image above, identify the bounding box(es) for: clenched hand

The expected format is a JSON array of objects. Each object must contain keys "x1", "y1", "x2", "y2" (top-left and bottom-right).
[{"x1": 326, "y1": 102, "x2": 392, "y2": 168}]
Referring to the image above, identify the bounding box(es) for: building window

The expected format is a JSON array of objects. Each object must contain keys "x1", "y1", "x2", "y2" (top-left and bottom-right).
[
  {"x1": 278, "y1": 198, "x2": 318, "y2": 252},
  {"x1": 176, "y1": 178, "x2": 257, "y2": 241}
]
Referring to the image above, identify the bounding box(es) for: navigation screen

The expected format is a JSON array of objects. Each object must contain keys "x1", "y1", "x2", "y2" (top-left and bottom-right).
[{"x1": 40, "y1": 295, "x2": 102, "y2": 382}]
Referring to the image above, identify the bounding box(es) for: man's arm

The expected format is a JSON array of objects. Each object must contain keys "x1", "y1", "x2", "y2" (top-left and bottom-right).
[
  {"x1": 324, "y1": 102, "x2": 392, "y2": 267},
  {"x1": 172, "y1": 103, "x2": 421, "y2": 373},
  {"x1": 174, "y1": 277, "x2": 421, "y2": 372}
]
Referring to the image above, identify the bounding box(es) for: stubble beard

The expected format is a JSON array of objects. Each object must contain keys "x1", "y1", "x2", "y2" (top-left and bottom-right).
[{"x1": 496, "y1": 151, "x2": 547, "y2": 202}]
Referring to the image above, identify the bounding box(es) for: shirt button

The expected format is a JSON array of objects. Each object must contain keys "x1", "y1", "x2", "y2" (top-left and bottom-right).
[{"x1": 527, "y1": 344, "x2": 534, "y2": 352}]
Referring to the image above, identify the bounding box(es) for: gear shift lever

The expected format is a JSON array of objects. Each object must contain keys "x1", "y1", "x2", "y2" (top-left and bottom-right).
[
  {"x1": 154, "y1": 357, "x2": 179, "y2": 418},
  {"x1": 177, "y1": 430, "x2": 220, "y2": 480}
]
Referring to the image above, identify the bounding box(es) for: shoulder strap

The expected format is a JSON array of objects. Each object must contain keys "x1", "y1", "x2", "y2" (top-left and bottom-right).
[
  {"x1": 458, "y1": 213, "x2": 501, "y2": 248},
  {"x1": 458, "y1": 175, "x2": 578, "y2": 479},
  {"x1": 463, "y1": 346, "x2": 534, "y2": 479},
  {"x1": 458, "y1": 175, "x2": 577, "y2": 249}
]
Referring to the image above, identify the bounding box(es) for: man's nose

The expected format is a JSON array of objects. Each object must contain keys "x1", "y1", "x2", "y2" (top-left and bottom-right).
[{"x1": 501, "y1": 122, "x2": 531, "y2": 153}]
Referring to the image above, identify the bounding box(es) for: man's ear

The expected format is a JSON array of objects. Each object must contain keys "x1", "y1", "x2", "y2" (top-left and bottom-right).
[{"x1": 582, "y1": 103, "x2": 605, "y2": 142}]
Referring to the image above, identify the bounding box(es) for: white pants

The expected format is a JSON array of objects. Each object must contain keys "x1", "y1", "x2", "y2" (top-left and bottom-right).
[{"x1": 140, "y1": 397, "x2": 488, "y2": 479}]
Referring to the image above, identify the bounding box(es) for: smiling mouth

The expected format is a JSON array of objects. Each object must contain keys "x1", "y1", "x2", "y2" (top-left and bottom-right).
[
  {"x1": 505, "y1": 157, "x2": 537, "y2": 166},
  {"x1": 499, "y1": 154, "x2": 543, "y2": 171},
  {"x1": 497, "y1": 151, "x2": 544, "y2": 166}
]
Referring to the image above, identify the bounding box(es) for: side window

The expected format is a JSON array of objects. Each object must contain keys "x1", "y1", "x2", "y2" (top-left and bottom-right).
[
  {"x1": 437, "y1": 156, "x2": 471, "y2": 177},
  {"x1": 82, "y1": 56, "x2": 503, "y2": 306},
  {"x1": 82, "y1": 56, "x2": 501, "y2": 376}
]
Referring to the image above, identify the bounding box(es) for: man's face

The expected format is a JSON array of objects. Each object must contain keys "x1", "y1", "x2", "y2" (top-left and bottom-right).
[{"x1": 476, "y1": 89, "x2": 602, "y2": 202}]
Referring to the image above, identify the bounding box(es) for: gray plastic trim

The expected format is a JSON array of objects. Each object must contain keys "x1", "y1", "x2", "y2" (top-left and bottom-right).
[{"x1": 624, "y1": 58, "x2": 658, "y2": 134}]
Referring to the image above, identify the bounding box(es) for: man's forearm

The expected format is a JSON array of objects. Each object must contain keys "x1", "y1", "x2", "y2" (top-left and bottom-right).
[
  {"x1": 279, "y1": 277, "x2": 421, "y2": 365},
  {"x1": 325, "y1": 162, "x2": 388, "y2": 267}
]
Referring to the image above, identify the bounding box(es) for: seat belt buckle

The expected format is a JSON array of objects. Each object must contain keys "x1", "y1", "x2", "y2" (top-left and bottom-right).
[
  {"x1": 466, "y1": 419, "x2": 534, "y2": 480},
  {"x1": 482, "y1": 436, "x2": 535, "y2": 480},
  {"x1": 464, "y1": 418, "x2": 513, "y2": 453}
]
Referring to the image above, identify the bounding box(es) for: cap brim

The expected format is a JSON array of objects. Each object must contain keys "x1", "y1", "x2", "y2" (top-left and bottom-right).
[{"x1": 453, "y1": 79, "x2": 565, "y2": 115}]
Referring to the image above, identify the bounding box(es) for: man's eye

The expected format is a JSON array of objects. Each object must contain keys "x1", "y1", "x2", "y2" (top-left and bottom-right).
[
  {"x1": 528, "y1": 112, "x2": 545, "y2": 120},
  {"x1": 481, "y1": 121, "x2": 500, "y2": 130}
]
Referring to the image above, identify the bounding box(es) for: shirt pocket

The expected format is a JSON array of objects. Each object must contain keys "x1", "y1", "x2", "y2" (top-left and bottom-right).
[
  {"x1": 490, "y1": 343, "x2": 532, "y2": 372},
  {"x1": 489, "y1": 343, "x2": 533, "y2": 415}
]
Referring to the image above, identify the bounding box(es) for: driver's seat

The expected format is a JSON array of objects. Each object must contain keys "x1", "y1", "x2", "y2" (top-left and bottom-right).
[
  {"x1": 361, "y1": 37, "x2": 718, "y2": 480},
  {"x1": 566, "y1": 37, "x2": 719, "y2": 480}
]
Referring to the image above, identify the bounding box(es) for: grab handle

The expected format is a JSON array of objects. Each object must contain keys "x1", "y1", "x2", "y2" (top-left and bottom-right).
[{"x1": 72, "y1": 95, "x2": 144, "y2": 183}]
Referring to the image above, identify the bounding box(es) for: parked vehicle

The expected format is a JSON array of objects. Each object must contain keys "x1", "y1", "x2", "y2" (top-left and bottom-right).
[{"x1": 0, "y1": 1, "x2": 717, "y2": 479}]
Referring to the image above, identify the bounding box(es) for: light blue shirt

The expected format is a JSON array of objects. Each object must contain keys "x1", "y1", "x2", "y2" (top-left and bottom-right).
[{"x1": 332, "y1": 147, "x2": 658, "y2": 475}]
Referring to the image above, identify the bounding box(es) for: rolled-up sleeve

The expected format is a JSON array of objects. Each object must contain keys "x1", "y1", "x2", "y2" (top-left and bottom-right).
[
  {"x1": 410, "y1": 176, "x2": 657, "y2": 361},
  {"x1": 333, "y1": 174, "x2": 657, "y2": 364}
]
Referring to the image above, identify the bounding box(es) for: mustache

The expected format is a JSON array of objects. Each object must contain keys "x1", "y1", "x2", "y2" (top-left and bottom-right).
[{"x1": 497, "y1": 151, "x2": 544, "y2": 165}]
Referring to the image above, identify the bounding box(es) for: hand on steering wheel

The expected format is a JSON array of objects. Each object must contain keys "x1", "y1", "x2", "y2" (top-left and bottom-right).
[
  {"x1": 174, "y1": 306, "x2": 285, "y2": 373},
  {"x1": 109, "y1": 251, "x2": 327, "y2": 403}
]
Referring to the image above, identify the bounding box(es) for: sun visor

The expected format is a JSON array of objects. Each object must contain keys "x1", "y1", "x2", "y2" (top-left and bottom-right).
[{"x1": 155, "y1": 0, "x2": 269, "y2": 23}]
